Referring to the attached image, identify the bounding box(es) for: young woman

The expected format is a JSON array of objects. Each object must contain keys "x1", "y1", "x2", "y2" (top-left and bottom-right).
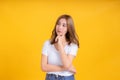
[{"x1": 41, "y1": 14, "x2": 79, "y2": 80}]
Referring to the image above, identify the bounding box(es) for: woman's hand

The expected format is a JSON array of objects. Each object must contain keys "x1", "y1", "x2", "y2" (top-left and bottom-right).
[
  {"x1": 55, "y1": 35, "x2": 64, "y2": 51},
  {"x1": 68, "y1": 65, "x2": 76, "y2": 74}
]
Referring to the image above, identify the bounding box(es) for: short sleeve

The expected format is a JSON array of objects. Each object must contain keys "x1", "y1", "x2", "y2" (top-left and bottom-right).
[
  {"x1": 42, "y1": 40, "x2": 50, "y2": 56},
  {"x1": 68, "y1": 43, "x2": 78, "y2": 57}
]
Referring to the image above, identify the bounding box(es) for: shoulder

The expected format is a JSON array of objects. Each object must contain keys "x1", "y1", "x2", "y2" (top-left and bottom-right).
[
  {"x1": 43, "y1": 40, "x2": 50, "y2": 45},
  {"x1": 43, "y1": 39, "x2": 51, "y2": 46},
  {"x1": 69, "y1": 43, "x2": 78, "y2": 48},
  {"x1": 67, "y1": 43, "x2": 78, "y2": 56}
]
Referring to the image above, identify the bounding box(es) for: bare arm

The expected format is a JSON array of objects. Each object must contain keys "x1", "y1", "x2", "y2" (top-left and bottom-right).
[
  {"x1": 41, "y1": 54, "x2": 76, "y2": 73},
  {"x1": 59, "y1": 48, "x2": 75, "y2": 69},
  {"x1": 55, "y1": 35, "x2": 77, "y2": 70},
  {"x1": 41, "y1": 54, "x2": 65, "y2": 72}
]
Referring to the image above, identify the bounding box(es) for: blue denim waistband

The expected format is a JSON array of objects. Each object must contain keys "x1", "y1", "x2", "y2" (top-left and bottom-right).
[
  {"x1": 47, "y1": 74, "x2": 64, "y2": 77},
  {"x1": 46, "y1": 73, "x2": 75, "y2": 80}
]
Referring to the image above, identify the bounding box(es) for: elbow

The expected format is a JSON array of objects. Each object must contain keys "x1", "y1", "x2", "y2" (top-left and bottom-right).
[{"x1": 41, "y1": 64, "x2": 47, "y2": 72}]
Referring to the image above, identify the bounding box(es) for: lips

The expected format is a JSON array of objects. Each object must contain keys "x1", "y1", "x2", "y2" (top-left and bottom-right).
[
  {"x1": 58, "y1": 31, "x2": 62, "y2": 33},
  {"x1": 57, "y1": 31, "x2": 62, "y2": 36}
]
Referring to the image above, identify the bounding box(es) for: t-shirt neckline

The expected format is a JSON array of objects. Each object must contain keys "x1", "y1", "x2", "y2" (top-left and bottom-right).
[{"x1": 52, "y1": 44, "x2": 68, "y2": 52}]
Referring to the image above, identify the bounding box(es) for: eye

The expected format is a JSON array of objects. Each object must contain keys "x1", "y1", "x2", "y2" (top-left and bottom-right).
[{"x1": 63, "y1": 23, "x2": 67, "y2": 27}]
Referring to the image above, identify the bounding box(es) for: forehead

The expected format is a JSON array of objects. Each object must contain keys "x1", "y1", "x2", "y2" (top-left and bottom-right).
[{"x1": 58, "y1": 18, "x2": 67, "y2": 23}]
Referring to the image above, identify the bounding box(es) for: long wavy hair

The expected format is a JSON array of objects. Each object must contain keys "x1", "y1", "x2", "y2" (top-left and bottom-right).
[{"x1": 50, "y1": 14, "x2": 79, "y2": 48}]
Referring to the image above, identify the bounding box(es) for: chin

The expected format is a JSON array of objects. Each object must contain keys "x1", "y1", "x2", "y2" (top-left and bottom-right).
[{"x1": 57, "y1": 33, "x2": 62, "y2": 36}]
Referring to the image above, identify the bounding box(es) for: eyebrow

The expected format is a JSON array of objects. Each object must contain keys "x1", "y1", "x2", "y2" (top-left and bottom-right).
[
  {"x1": 57, "y1": 21, "x2": 66, "y2": 24},
  {"x1": 62, "y1": 23, "x2": 67, "y2": 25}
]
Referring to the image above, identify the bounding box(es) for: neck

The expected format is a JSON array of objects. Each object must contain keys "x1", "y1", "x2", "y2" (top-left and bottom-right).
[{"x1": 62, "y1": 36, "x2": 69, "y2": 46}]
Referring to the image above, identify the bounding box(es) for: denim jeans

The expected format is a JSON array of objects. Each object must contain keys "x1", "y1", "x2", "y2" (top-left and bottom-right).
[{"x1": 45, "y1": 74, "x2": 75, "y2": 80}]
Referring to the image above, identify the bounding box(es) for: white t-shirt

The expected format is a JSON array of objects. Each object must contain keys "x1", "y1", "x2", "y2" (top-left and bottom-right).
[{"x1": 42, "y1": 40, "x2": 78, "y2": 76}]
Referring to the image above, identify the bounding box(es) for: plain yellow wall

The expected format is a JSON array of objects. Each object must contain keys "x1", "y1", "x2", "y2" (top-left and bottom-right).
[{"x1": 0, "y1": 0, "x2": 120, "y2": 80}]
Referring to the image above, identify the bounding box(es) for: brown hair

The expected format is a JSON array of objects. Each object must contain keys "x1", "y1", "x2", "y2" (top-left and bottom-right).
[{"x1": 50, "y1": 14, "x2": 79, "y2": 48}]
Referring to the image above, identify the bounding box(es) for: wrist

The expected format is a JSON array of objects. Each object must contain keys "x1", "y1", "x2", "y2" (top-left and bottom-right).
[{"x1": 58, "y1": 47, "x2": 64, "y2": 53}]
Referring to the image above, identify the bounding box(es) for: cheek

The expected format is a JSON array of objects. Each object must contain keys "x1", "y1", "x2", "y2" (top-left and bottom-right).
[
  {"x1": 63, "y1": 28, "x2": 67, "y2": 33},
  {"x1": 55, "y1": 26, "x2": 58, "y2": 31}
]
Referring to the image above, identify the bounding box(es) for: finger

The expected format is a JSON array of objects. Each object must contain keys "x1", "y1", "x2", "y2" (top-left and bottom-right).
[
  {"x1": 73, "y1": 69, "x2": 76, "y2": 74},
  {"x1": 55, "y1": 37, "x2": 58, "y2": 42},
  {"x1": 59, "y1": 35, "x2": 64, "y2": 39},
  {"x1": 55, "y1": 36, "x2": 60, "y2": 42}
]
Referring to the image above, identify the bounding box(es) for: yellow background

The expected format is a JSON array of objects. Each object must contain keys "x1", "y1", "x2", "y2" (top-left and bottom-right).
[{"x1": 0, "y1": 0, "x2": 120, "y2": 80}]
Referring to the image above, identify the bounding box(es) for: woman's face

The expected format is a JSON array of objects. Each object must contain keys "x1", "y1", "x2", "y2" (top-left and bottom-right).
[{"x1": 56, "y1": 18, "x2": 67, "y2": 36}]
